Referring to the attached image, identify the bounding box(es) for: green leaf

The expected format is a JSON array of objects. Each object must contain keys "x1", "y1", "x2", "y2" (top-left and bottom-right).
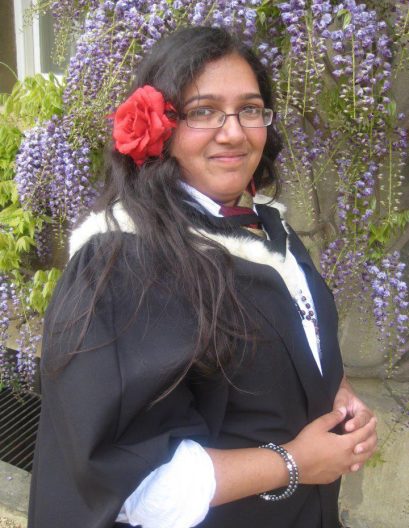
[
  {"x1": 387, "y1": 101, "x2": 397, "y2": 119},
  {"x1": 11, "y1": 269, "x2": 23, "y2": 282},
  {"x1": 0, "y1": 202, "x2": 20, "y2": 220},
  {"x1": 29, "y1": 289, "x2": 46, "y2": 313},
  {"x1": 342, "y1": 11, "x2": 352, "y2": 29},
  {"x1": 0, "y1": 232, "x2": 12, "y2": 249},
  {"x1": 0, "y1": 250, "x2": 20, "y2": 271},
  {"x1": 42, "y1": 281, "x2": 55, "y2": 299},
  {"x1": 0, "y1": 181, "x2": 17, "y2": 206},
  {"x1": 336, "y1": 9, "x2": 350, "y2": 17},
  {"x1": 33, "y1": 270, "x2": 47, "y2": 286},
  {"x1": 0, "y1": 74, "x2": 64, "y2": 130},
  {"x1": 48, "y1": 267, "x2": 62, "y2": 282},
  {"x1": 15, "y1": 236, "x2": 34, "y2": 253},
  {"x1": 366, "y1": 450, "x2": 386, "y2": 468}
]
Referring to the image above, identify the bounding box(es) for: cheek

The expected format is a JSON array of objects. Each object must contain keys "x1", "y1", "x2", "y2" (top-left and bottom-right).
[
  {"x1": 170, "y1": 128, "x2": 210, "y2": 167},
  {"x1": 249, "y1": 129, "x2": 267, "y2": 158},
  {"x1": 258, "y1": 129, "x2": 268, "y2": 149},
  {"x1": 169, "y1": 128, "x2": 183, "y2": 159},
  {"x1": 170, "y1": 128, "x2": 200, "y2": 159}
]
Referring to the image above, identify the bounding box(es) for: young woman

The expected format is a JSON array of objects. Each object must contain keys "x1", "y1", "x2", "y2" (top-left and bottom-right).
[{"x1": 29, "y1": 27, "x2": 377, "y2": 528}]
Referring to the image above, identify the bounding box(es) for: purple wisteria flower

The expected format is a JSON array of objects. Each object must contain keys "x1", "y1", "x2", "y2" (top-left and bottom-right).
[
  {"x1": 0, "y1": 277, "x2": 19, "y2": 388},
  {"x1": 15, "y1": 321, "x2": 41, "y2": 390},
  {"x1": 364, "y1": 253, "x2": 408, "y2": 374},
  {"x1": 15, "y1": 116, "x2": 96, "y2": 225}
]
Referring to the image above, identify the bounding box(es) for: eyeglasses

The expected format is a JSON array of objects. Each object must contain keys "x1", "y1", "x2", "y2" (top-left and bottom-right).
[{"x1": 179, "y1": 107, "x2": 274, "y2": 129}]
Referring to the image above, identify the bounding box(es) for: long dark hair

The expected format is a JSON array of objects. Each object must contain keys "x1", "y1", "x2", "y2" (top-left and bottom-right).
[{"x1": 53, "y1": 27, "x2": 282, "y2": 393}]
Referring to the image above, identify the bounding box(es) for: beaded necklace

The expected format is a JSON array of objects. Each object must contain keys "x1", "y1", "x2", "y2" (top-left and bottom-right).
[{"x1": 294, "y1": 289, "x2": 321, "y2": 356}]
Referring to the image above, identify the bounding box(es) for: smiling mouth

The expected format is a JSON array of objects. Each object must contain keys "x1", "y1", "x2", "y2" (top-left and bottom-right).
[{"x1": 209, "y1": 153, "x2": 247, "y2": 163}]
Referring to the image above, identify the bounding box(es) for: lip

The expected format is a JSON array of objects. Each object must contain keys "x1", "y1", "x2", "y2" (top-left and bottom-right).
[{"x1": 209, "y1": 152, "x2": 247, "y2": 163}]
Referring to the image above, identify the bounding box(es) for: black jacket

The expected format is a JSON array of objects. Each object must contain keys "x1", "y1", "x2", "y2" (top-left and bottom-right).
[{"x1": 28, "y1": 199, "x2": 344, "y2": 528}]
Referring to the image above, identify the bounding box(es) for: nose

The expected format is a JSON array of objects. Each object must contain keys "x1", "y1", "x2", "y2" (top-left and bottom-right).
[{"x1": 215, "y1": 114, "x2": 246, "y2": 143}]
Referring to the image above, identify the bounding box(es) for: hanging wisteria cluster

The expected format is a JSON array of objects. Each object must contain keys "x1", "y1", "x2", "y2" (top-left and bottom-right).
[
  {"x1": 2, "y1": 0, "x2": 409, "y2": 391},
  {"x1": 15, "y1": 116, "x2": 96, "y2": 225},
  {"x1": 0, "y1": 273, "x2": 42, "y2": 389},
  {"x1": 272, "y1": 1, "x2": 408, "y2": 371},
  {"x1": 0, "y1": 277, "x2": 16, "y2": 388},
  {"x1": 364, "y1": 254, "x2": 408, "y2": 375}
]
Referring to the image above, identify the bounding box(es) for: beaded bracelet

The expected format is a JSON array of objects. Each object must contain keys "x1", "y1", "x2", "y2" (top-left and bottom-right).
[{"x1": 258, "y1": 443, "x2": 299, "y2": 501}]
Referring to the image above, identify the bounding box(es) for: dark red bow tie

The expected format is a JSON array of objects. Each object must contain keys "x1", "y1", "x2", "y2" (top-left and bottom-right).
[{"x1": 219, "y1": 204, "x2": 263, "y2": 230}]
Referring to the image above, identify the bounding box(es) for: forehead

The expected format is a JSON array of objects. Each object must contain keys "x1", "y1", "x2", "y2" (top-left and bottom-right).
[{"x1": 182, "y1": 53, "x2": 261, "y2": 104}]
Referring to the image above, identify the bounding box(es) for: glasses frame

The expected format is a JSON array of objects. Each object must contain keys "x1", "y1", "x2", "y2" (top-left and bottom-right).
[{"x1": 179, "y1": 107, "x2": 274, "y2": 129}]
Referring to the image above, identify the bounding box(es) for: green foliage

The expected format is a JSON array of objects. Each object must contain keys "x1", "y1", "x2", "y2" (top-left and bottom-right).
[
  {"x1": 369, "y1": 210, "x2": 409, "y2": 257},
  {"x1": 366, "y1": 449, "x2": 387, "y2": 468},
  {"x1": 318, "y1": 85, "x2": 351, "y2": 129},
  {"x1": 0, "y1": 203, "x2": 38, "y2": 238},
  {"x1": 256, "y1": 1, "x2": 281, "y2": 29},
  {"x1": 0, "y1": 74, "x2": 64, "y2": 321},
  {"x1": 0, "y1": 125, "x2": 22, "y2": 182},
  {"x1": 0, "y1": 73, "x2": 64, "y2": 130},
  {"x1": 336, "y1": 9, "x2": 352, "y2": 30},
  {"x1": 29, "y1": 267, "x2": 62, "y2": 314}
]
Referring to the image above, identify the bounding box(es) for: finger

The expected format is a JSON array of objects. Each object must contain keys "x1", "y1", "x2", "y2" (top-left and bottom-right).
[
  {"x1": 354, "y1": 431, "x2": 378, "y2": 455},
  {"x1": 348, "y1": 444, "x2": 377, "y2": 472},
  {"x1": 345, "y1": 416, "x2": 377, "y2": 446},
  {"x1": 344, "y1": 410, "x2": 374, "y2": 432},
  {"x1": 349, "y1": 446, "x2": 377, "y2": 471},
  {"x1": 317, "y1": 407, "x2": 347, "y2": 432},
  {"x1": 333, "y1": 395, "x2": 349, "y2": 412}
]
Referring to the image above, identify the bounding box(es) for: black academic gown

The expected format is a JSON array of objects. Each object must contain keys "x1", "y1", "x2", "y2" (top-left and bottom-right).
[{"x1": 28, "y1": 201, "x2": 344, "y2": 528}]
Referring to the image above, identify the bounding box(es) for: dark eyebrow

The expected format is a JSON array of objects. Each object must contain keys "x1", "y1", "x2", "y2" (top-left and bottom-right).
[{"x1": 183, "y1": 93, "x2": 263, "y2": 106}]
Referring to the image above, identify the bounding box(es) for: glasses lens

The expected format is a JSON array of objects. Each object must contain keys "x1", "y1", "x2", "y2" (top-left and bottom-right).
[
  {"x1": 186, "y1": 108, "x2": 225, "y2": 129},
  {"x1": 239, "y1": 108, "x2": 273, "y2": 127}
]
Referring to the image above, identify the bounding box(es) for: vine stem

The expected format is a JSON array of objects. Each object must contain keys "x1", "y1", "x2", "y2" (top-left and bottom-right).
[
  {"x1": 284, "y1": 57, "x2": 292, "y2": 123},
  {"x1": 327, "y1": 245, "x2": 348, "y2": 287},
  {"x1": 388, "y1": 137, "x2": 393, "y2": 220},
  {"x1": 0, "y1": 62, "x2": 18, "y2": 81},
  {"x1": 302, "y1": 10, "x2": 321, "y2": 117},
  {"x1": 313, "y1": 137, "x2": 347, "y2": 185},
  {"x1": 302, "y1": 19, "x2": 311, "y2": 116},
  {"x1": 305, "y1": 18, "x2": 320, "y2": 76},
  {"x1": 302, "y1": 56, "x2": 310, "y2": 117},
  {"x1": 278, "y1": 123, "x2": 315, "y2": 223},
  {"x1": 351, "y1": 34, "x2": 356, "y2": 120},
  {"x1": 395, "y1": 5, "x2": 409, "y2": 76}
]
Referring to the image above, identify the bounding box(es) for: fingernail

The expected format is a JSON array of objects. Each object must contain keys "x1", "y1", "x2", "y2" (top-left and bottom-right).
[
  {"x1": 352, "y1": 464, "x2": 360, "y2": 472},
  {"x1": 355, "y1": 446, "x2": 363, "y2": 454}
]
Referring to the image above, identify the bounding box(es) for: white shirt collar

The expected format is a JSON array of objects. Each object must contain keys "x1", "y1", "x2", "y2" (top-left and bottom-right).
[{"x1": 180, "y1": 182, "x2": 224, "y2": 217}]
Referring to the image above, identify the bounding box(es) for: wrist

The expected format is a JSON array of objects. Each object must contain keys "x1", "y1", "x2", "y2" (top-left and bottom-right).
[
  {"x1": 258, "y1": 443, "x2": 299, "y2": 501},
  {"x1": 282, "y1": 440, "x2": 306, "y2": 485}
]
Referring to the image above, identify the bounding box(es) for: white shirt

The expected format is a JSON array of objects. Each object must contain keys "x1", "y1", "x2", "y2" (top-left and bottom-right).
[
  {"x1": 117, "y1": 186, "x2": 321, "y2": 526},
  {"x1": 116, "y1": 440, "x2": 215, "y2": 527}
]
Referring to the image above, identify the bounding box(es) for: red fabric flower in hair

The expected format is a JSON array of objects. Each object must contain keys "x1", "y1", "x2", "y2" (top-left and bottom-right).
[{"x1": 112, "y1": 85, "x2": 177, "y2": 166}]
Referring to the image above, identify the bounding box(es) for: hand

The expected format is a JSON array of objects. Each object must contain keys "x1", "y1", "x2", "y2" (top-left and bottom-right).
[
  {"x1": 284, "y1": 407, "x2": 377, "y2": 485},
  {"x1": 333, "y1": 376, "x2": 378, "y2": 471}
]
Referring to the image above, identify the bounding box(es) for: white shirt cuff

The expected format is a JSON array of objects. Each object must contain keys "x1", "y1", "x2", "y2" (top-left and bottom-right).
[{"x1": 117, "y1": 439, "x2": 216, "y2": 528}]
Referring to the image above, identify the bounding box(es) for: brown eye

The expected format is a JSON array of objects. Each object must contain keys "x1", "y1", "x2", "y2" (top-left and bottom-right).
[
  {"x1": 187, "y1": 108, "x2": 216, "y2": 121},
  {"x1": 240, "y1": 107, "x2": 263, "y2": 119}
]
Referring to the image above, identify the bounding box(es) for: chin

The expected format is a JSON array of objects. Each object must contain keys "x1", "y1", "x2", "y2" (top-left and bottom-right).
[{"x1": 213, "y1": 190, "x2": 245, "y2": 205}]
